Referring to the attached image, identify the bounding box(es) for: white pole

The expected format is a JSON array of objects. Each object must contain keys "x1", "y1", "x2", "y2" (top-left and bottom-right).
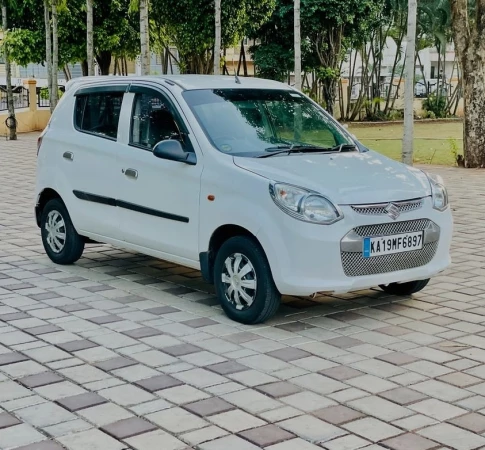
[
  {"x1": 214, "y1": 0, "x2": 221, "y2": 75},
  {"x1": 402, "y1": 0, "x2": 417, "y2": 165}
]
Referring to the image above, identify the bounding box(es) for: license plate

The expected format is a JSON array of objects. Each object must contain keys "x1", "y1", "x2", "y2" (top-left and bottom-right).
[{"x1": 363, "y1": 231, "x2": 424, "y2": 258}]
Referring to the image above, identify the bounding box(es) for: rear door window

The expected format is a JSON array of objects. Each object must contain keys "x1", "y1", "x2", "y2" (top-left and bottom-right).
[{"x1": 74, "y1": 92, "x2": 124, "y2": 140}]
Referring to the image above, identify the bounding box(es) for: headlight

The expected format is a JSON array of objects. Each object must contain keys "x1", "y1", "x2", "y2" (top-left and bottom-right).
[
  {"x1": 269, "y1": 182, "x2": 343, "y2": 224},
  {"x1": 427, "y1": 173, "x2": 449, "y2": 211}
]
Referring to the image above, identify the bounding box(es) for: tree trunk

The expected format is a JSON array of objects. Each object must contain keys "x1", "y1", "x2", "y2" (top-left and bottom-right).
[
  {"x1": 140, "y1": 0, "x2": 150, "y2": 75},
  {"x1": 51, "y1": 0, "x2": 59, "y2": 112},
  {"x1": 214, "y1": 0, "x2": 221, "y2": 75},
  {"x1": 44, "y1": 0, "x2": 53, "y2": 110},
  {"x1": 294, "y1": 0, "x2": 301, "y2": 90},
  {"x1": 63, "y1": 64, "x2": 72, "y2": 81},
  {"x1": 86, "y1": 0, "x2": 94, "y2": 76},
  {"x1": 96, "y1": 51, "x2": 112, "y2": 75},
  {"x1": 81, "y1": 59, "x2": 88, "y2": 76},
  {"x1": 241, "y1": 42, "x2": 248, "y2": 76},
  {"x1": 322, "y1": 78, "x2": 337, "y2": 116},
  {"x1": 402, "y1": 0, "x2": 417, "y2": 165},
  {"x1": 2, "y1": 2, "x2": 16, "y2": 140}
]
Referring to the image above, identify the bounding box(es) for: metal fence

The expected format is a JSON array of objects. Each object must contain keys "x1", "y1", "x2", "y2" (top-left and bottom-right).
[
  {"x1": 0, "y1": 87, "x2": 30, "y2": 111},
  {"x1": 37, "y1": 88, "x2": 50, "y2": 108}
]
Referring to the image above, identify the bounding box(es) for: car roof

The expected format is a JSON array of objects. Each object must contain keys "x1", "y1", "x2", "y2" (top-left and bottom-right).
[{"x1": 65, "y1": 75, "x2": 292, "y2": 92}]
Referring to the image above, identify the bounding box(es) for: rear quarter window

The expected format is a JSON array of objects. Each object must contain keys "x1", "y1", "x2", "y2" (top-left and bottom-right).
[{"x1": 74, "y1": 92, "x2": 124, "y2": 140}]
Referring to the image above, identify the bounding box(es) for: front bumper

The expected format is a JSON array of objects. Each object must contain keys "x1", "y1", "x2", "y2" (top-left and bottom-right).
[{"x1": 257, "y1": 197, "x2": 453, "y2": 296}]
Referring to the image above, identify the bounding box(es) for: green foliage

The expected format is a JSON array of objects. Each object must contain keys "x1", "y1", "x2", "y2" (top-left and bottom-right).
[
  {"x1": 423, "y1": 93, "x2": 448, "y2": 118},
  {"x1": 150, "y1": 0, "x2": 275, "y2": 73},
  {"x1": 448, "y1": 137, "x2": 459, "y2": 164}
]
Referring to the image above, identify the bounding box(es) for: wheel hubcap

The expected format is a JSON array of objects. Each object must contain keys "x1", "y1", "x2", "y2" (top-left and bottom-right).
[
  {"x1": 221, "y1": 253, "x2": 257, "y2": 310},
  {"x1": 45, "y1": 210, "x2": 66, "y2": 253}
]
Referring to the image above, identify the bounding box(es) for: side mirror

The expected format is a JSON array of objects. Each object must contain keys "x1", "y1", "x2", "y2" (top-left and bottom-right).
[{"x1": 153, "y1": 140, "x2": 196, "y2": 165}]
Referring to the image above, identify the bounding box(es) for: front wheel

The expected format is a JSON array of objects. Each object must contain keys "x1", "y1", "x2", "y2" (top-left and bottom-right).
[
  {"x1": 214, "y1": 236, "x2": 281, "y2": 324},
  {"x1": 40, "y1": 199, "x2": 85, "y2": 265},
  {"x1": 379, "y1": 279, "x2": 430, "y2": 296}
]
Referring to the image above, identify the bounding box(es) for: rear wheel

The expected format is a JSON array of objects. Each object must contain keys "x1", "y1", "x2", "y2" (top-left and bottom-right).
[
  {"x1": 214, "y1": 236, "x2": 280, "y2": 324},
  {"x1": 379, "y1": 279, "x2": 430, "y2": 296},
  {"x1": 41, "y1": 199, "x2": 85, "y2": 265}
]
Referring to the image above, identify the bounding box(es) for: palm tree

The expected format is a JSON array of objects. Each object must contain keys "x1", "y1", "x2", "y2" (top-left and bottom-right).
[
  {"x1": 402, "y1": 0, "x2": 417, "y2": 165},
  {"x1": 214, "y1": 0, "x2": 221, "y2": 75},
  {"x1": 294, "y1": 0, "x2": 301, "y2": 91},
  {"x1": 86, "y1": 0, "x2": 94, "y2": 75},
  {"x1": 1, "y1": 0, "x2": 17, "y2": 140}
]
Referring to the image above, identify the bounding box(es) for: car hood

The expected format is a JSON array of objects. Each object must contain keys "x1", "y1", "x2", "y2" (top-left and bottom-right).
[{"x1": 233, "y1": 151, "x2": 432, "y2": 204}]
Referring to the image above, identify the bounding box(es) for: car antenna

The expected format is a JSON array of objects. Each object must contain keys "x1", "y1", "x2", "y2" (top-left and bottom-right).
[{"x1": 234, "y1": 70, "x2": 241, "y2": 85}]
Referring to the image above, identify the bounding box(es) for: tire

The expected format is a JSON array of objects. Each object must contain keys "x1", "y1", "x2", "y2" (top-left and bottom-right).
[
  {"x1": 214, "y1": 236, "x2": 281, "y2": 324},
  {"x1": 379, "y1": 279, "x2": 430, "y2": 296},
  {"x1": 40, "y1": 198, "x2": 85, "y2": 265}
]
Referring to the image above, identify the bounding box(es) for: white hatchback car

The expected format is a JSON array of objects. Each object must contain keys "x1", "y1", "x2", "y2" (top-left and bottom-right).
[{"x1": 35, "y1": 75, "x2": 453, "y2": 324}]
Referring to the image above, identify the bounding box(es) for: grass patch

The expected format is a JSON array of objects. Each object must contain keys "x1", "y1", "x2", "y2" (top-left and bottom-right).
[{"x1": 349, "y1": 121, "x2": 463, "y2": 166}]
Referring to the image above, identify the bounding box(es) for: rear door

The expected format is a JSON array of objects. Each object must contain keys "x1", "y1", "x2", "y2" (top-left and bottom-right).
[{"x1": 61, "y1": 85, "x2": 127, "y2": 240}]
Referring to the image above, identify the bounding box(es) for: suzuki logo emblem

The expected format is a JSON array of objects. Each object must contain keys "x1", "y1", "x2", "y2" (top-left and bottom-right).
[{"x1": 385, "y1": 203, "x2": 401, "y2": 220}]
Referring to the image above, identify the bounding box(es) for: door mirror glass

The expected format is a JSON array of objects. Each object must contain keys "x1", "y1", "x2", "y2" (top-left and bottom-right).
[{"x1": 153, "y1": 140, "x2": 196, "y2": 165}]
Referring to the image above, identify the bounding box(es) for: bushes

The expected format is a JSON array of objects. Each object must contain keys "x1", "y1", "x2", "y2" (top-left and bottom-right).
[{"x1": 422, "y1": 93, "x2": 448, "y2": 118}]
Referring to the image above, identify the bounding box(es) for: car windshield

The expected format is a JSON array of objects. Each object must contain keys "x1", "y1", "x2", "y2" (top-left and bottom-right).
[{"x1": 182, "y1": 88, "x2": 355, "y2": 157}]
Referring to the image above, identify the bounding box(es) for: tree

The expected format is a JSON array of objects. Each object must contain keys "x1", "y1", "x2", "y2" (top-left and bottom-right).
[
  {"x1": 450, "y1": 0, "x2": 485, "y2": 167},
  {"x1": 294, "y1": 0, "x2": 301, "y2": 90},
  {"x1": 402, "y1": 0, "x2": 417, "y2": 165},
  {"x1": 214, "y1": 0, "x2": 221, "y2": 74},
  {"x1": 150, "y1": 0, "x2": 275, "y2": 74},
  {"x1": 86, "y1": 0, "x2": 94, "y2": 75},
  {"x1": 1, "y1": 0, "x2": 17, "y2": 140},
  {"x1": 139, "y1": 0, "x2": 149, "y2": 75}
]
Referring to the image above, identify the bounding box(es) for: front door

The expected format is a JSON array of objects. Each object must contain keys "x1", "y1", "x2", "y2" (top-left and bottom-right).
[{"x1": 115, "y1": 85, "x2": 202, "y2": 265}]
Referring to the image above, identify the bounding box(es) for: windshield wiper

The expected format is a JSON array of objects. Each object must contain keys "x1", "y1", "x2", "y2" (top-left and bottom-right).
[
  {"x1": 328, "y1": 143, "x2": 358, "y2": 152},
  {"x1": 259, "y1": 144, "x2": 348, "y2": 158}
]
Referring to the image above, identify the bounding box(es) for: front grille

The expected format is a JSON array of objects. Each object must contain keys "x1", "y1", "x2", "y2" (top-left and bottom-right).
[
  {"x1": 353, "y1": 219, "x2": 431, "y2": 237},
  {"x1": 342, "y1": 242, "x2": 438, "y2": 276},
  {"x1": 341, "y1": 219, "x2": 438, "y2": 277},
  {"x1": 351, "y1": 198, "x2": 423, "y2": 216}
]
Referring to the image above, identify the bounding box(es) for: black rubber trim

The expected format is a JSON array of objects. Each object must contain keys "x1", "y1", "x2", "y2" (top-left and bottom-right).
[
  {"x1": 73, "y1": 190, "x2": 189, "y2": 223},
  {"x1": 74, "y1": 85, "x2": 129, "y2": 96},
  {"x1": 199, "y1": 251, "x2": 213, "y2": 283},
  {"x1": 73, "y1": 190, "x2": 116, "y2": 206},
  {"x1": 117, "y1": 200, "x2": 189, "y2": 223}
]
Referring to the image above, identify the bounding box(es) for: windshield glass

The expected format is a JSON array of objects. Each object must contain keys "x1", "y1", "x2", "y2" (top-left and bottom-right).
[{"x1": 182, "y1": 89, "x2": 354, "y2": 157}]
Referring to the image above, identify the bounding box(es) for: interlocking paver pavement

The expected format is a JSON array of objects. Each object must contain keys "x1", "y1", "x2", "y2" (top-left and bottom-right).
[{"x1": 0, "y1": 133, "x2": 485, "y2": 448}]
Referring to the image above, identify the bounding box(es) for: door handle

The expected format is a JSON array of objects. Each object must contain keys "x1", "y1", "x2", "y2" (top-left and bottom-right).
[
  {"x1": 124, "y1": 168, "x2": 138, "y2": 179},
  {"x1": 63, "y1": 151, "x2": 73, "y2": 161}
]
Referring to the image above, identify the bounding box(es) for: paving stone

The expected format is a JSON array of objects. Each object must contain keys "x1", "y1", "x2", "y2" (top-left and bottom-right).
[
  {"x1": 266, "y1": 347, "x2": 312, "y2": 362},
  {"x1": 207, "y1": 361, "x2": 248, "y2": 375},
  {"x1": 56, "y1": 340, "x2": 97, "y2": 352},
  {"x1": 174, "y1": 368, "x2": 228, "y2": 388},
  {"x1": 448, "y1": 412, "x2": 485, "y2": 434},
  {"x1": 348, "y1": 395, "x2": 413, "y2": 421},
  {"x1": 88, "y1": 315, "x2": 123, "y2": 324},
  {"x1": 184, "y1": 397, "x2": 235, "y2": 416},
  {"x1": 122, "y1": 326, "x2": 163, "y2": 338},
  {"x1": 199, "y1": 434, "x2": 261, "y2": 450},
  {"x1": 265, "y1": 438, "x2": 322, "y2": 449},
  {"x1": 99, "y1": 384, "x2": 156, "y2": 406},
  {"x1": 323, "y1": 434, "x2": 371, "y2": 450},
  {"x1": 437, "y1": 372, "x2": 482, "y2": 387},
  {"x1": 222, "y1": 389, "x2": 282, "y2": 414},
  {"x1": 392, "y1": 414, "x2": 438, "y2": 431},
  {"x1": 25, "y1": 324, "x2": 63, "y2": 335},
  {"x1": 418, "y1": 423, "x2": 485, "y2": 450},
  {"x1": 279, "y1": 414, "x2": 346, "y2": 443},
  {"x1": 209, "y1": 409, "x2": 267, "y2": 432},
  {"x1": 0, "y1": 424, "x2": 46, "y2": 449},
  {"x1": 163, "y1": 344, "x2": 202, "y2": 356},
  {"x1": 379, "y1": 387, "x2": 428, "y2": 405},
  {"x1": 180, "y1": 425, "x2": 229, "y2": 446},
  {"x1": 12, "y1": 441, "x2": 65, "y2": 450},
  {"x1": 19, "y1": 371, "x2": 64, "y2": 388},
  {"x1": 0, "y1": 352, "x2": 29, "y2": 366},
  {"x1": 101, "y1": 416, "x2": 157, "y2": 439},
  {"x1": 256, "y1": 381, "x2": 303, "y2": 398},
  {"x1": 58, "y1": 428, "x2": 126, "y2": 450},
  {"x1": 410, "y1": 399, "x2": 467, "y2": 421},
  {"x1": 0, "y1": 380, "x2": 32, "y2": 402},
  {"x1": 313, "y1": 405, "x2": 365, "y2": 425},
  {"x1": 376, "y1": 352, "x2": 420, "y2": 366},
  {"x1": 382, "y1": 433, "x2": 439, "y2": 450},
  {"x1": 135, "y1": 374, "x2": 183, "y2": 392},
  {"x1": 411, "y1": 380, "x2": 472, "y2": 402},
  {"x1": 343, "y1": 418, "x2": 402, "y2": 442},
  {"x1": 319, "y1": 365, "x2": 363, "y2": 380},
  {"x1": 56, "y1": 392, "x2": 107, "y2": 411},
  {"x1": 239, "y1": 424, "x2": 294, "y2": 447},
  {"x1": 94, "y1": 356, "x2": 137, "y2": 371},
  {"x1": 144, "y1": 306, "x2": 181, "y2": 315},
  {"x1": 280, "y1": 391, "x2": 336, "y2": 412},
  {"x1": 0, "y1": 412, "x2": 21, "y2": 429},
  {"x1": 78, "y1": 402, "x2": 134, "y2": 427},
  {"x1": 183, "y1": 318, "x2": 218, "y2": 328},
  {"x1": 125, "y1": 429, "x2": 187, "y2": 450},
  {"x1": 147, "y1": 407, "x2": 207, "y2": 433},
  {"x1": 16, "y1": 401, "x2": 76, "y2": 428}
]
